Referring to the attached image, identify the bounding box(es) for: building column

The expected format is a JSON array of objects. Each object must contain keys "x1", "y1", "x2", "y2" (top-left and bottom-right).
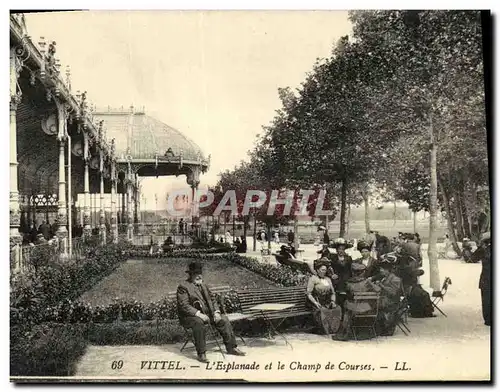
[
  {"x1": 127, "y1": 173, "x2": 133, "y2": 242},
  {"x1": 121, "y1": 184, "x2": 126, "y2": 227},
  {"x1": 109, "y1": 139, "x2": 117, "y2": 242},
  {"x1": 99, "y1": 153, "x2": 106, "y2": 244},
  {"x1": 56, "y1": 139, "x2": 68, "y2": 243},
  {"x1": 55, "y1": 99, "x2": 68, "y2": 253},
  {"x1": 134, "y1": 175, "x2": 139, "y2": 225},
  {"x1": 110, "y1": 172, "x2": 117, "y2": 243},
  {"x1": 83, "y1": 133, "x2": 91, "y2": 238},
  {"x1": 9, "y1": 48, "x2": 22, "y2": 250},
  {"x1": 186, "y1": 166, "x2": 201, "y2": 238}
]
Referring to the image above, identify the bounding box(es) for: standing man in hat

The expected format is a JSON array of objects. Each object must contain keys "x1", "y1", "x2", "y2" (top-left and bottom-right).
[
  {"x1": 355, "y1": 241, "x2": 378, "y2": 277},
  {"x1": 472, "y1": 232, "x2": 491, "y2": 326},
  {"x1": 176, "y1": 261, "x2": 246, "y2": 362}
]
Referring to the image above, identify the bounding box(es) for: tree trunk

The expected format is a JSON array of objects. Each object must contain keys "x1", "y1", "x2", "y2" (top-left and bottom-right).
[
  {"x1": 243, "y1": 215, "x2": 248, "y2": 240},
  {"x1": 453, "y1": 192, "x2": 465, "y2": 240},
  {"x1": 267, "y1": 223, "x2": 272, "y2": 249},
  {"x1": 438, "y1": 178, "x2": 462, "y2": 257},
  {"x1": 393, "y1": 198, "x2": 397, "y2": 227},
  {"x1": 252, "y1": 214, "x2": 257, "y2": 251},
  {"x1": 413, "y1": 210, "x2": 417, "y2": 233},
  {"x1": 363, "y1": 189, "x2": 371, "y2": 235},
  {"x1": 232, "y1": 215, "x2": 236, "y2": 242},
  {"x1": 345, "y1": 203, "x2": 351, "y2": 238},
  {"x1": 339, "y1": 178, "x2": 347, "y2": 238},
  {"x1": 459, "y1": 189, "x2": 472, "y2": 238},
  {"x1": 428, "y1": 113, "x2": 440, "y2": 291},
  {"x1": 293, "y1": 216, "x2": 299, "y2": 250}
]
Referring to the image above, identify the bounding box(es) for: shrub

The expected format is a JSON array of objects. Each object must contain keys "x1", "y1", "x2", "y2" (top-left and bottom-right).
[{"x1": 10, "y1": 323, "x2": 88, "y2": 377}]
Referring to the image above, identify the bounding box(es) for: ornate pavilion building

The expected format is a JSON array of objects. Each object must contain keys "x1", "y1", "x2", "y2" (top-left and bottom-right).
[{"x1": 9, "y1": 14, "x2": 209, "y2": 260}]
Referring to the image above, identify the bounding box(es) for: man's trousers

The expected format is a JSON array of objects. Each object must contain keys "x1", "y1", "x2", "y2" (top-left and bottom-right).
[
  {"x1": 182, "y1": 314, "x2": 237, "y2": 354},
  {"x1": 481, "y1": 288, "x2": 491, "y2": 326}
]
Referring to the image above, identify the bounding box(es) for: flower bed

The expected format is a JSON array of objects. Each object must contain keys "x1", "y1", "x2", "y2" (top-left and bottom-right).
[
  {"x1": 10, "y1": 243, "x2": 128, "y2": 328},
  {"x1": 41, "y1": 289, "x2": 240, "y2": 324}
]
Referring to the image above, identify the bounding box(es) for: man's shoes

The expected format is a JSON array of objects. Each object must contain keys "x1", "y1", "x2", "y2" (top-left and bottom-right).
[
  {"x1": 197, "y1": 353, "x2": 209, "y2": 363},
  {"x1": 332, "y1": 334, "x2": 349, "y2": 341},
  {"x1": 227, "y1": 348, "x2": 246, "y2": 356}
]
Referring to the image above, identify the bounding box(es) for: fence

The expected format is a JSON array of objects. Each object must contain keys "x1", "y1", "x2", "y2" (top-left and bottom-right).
[{"x1": 10, "y1": 234, "x2": 97, "y2": 276}]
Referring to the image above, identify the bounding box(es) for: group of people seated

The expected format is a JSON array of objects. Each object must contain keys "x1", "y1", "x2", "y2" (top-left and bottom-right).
[
  {"x1": 175, "y1": 232, "x2": 436, "y2": 363},
  {"x1": 279, "y1": 234, "x2": 434, "y2": 341}
]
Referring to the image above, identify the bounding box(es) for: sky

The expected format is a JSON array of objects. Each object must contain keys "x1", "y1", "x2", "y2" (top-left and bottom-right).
[{"x1": 24, "y1": 11, "x2": 353, "y2": 209}]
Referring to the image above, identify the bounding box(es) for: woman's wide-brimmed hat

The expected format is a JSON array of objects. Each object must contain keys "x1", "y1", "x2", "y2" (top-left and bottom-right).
[
  {"x1": 332, "y1": 238, "x2": 353, "y2": 249},
  {"x1": 186, "y1": 261, "x2": 203, "y2": 275},
  {"x1": 314, "y1": 257, "x2": 330, "y2": 269},
  {"x1": 357, "y1": 241, "x2": 371, "y2": 252}
]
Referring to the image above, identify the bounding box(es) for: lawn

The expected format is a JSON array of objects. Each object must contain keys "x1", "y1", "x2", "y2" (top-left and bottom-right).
[{"x1": 77, "y1": 257, "x2": 277, "y2": 306}]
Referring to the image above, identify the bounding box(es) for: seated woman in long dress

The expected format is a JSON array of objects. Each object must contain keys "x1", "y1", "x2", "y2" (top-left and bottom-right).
[{"x1": 306, "y1": 260, "x2": 342, "y2": 335}]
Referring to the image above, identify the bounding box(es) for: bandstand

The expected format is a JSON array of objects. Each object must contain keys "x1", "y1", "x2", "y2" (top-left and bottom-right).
[
  {"x1": 9, "y1": 14, "x2": 209, "y2": 265},
  {"x1": 93, "y1": 106, "x2": 210, "y2": 244}
]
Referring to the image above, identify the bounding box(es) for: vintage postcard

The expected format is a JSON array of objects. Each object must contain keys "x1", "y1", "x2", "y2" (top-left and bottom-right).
[{"x1": 9, "y1": 9, "x2": 491, "y2": 383}]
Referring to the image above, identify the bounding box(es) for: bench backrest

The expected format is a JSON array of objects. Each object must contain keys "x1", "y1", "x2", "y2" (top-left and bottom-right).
[{"x1": 236, "y1": 286, "x2": 308, "y2": 317}]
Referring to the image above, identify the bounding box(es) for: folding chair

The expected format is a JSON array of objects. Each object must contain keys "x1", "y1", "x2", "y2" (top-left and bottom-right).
[
  {"x1": 180, "y1": 324, "x2": 227, "y2": 359},
  {"x1": 350, "y1": 292, "x2": 380, "y2": 341},
  {"x1": 394, "y1": 295, "x2": 411, "y2": 335},
  {"x1": 431, "y1": 277, "x2": 452, "y2": 317}
]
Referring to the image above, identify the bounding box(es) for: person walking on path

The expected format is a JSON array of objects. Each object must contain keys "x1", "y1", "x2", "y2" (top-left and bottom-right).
[{"x1": 472, "y1": 232, "x2": 491, "y2": 326}]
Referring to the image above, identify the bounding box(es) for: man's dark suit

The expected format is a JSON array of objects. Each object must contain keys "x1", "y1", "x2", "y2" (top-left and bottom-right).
[
  {"x1": 176, "y1": 280, "x2": 237, "y2": 354},
  {"x1": 472, "y1": 244, "x2": 491, "y2": 325}
]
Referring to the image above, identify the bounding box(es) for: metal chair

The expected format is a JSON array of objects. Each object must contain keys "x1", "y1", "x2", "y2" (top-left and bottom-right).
[
  {"x1": 350, "y1": 292, "x2": 380, "y2": 341},
  {"x1": 394, "y1": 294, "x2": 411, "y2": 335},
  {"x1": 431, "y1": 277, "x2": 452, "y2": 317}
]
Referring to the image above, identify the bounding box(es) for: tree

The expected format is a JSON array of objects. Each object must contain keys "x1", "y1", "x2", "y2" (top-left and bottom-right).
[{"x1": 349, "y1": 10, "x2": 486, "y2": 289}]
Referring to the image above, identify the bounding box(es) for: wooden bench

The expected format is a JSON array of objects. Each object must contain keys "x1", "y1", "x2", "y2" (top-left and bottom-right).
[{"x1": 233, "y1": 286, "x2": 311, "y2": 320}]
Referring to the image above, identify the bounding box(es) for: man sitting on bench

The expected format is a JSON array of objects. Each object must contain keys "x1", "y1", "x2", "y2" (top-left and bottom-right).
[{"x1": 176, "y1": 261, "x2": 246, "y2": 363}]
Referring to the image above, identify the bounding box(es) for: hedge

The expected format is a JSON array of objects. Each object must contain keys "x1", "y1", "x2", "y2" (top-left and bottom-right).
[
  {"x1": 11, "y1": 323, "x2": 88, "y2": 377},
  {"x1": 10, "y1": 243, "x2": 128, "y2": 328},
  {"x1": 125, "y1": 247, "x2": 236, "y2": 259}
]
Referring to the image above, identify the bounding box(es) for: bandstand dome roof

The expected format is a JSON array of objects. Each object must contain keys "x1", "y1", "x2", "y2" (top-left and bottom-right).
[{"x1": 94, "y1": 107, "x2": 206, "y2": 163}]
